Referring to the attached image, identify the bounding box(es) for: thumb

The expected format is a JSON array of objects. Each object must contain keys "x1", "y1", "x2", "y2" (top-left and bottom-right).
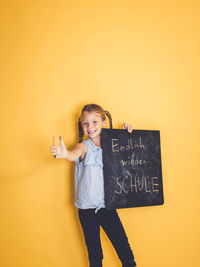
[
  {"x1": 122, "y1": 123, "x2": 127, "y2": 129},
  {"x1": 59, "y1": 136, "x2": 64, "y2": 145}
]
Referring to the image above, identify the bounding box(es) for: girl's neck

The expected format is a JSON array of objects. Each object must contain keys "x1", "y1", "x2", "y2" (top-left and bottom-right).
[{"x1": 89, "y1": 137, "x2": 101, "y2": 148}]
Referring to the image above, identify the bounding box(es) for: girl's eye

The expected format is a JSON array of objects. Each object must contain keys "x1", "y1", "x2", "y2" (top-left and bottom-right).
[
  {"x1": 83, "y1": 122, "x2": 88, "y2": 126},
  {"x1": 93, "y1": 121, "x2": 97, "y2": 124}
]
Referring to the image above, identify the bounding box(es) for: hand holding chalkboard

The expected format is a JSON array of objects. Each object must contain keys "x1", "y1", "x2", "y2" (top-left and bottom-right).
[
  {"x1": 122, "y1": 123, "x2": 133, "y2": 133},
  {"x1": 101, "y1": 129, "x2": 164, "y2": 209}
]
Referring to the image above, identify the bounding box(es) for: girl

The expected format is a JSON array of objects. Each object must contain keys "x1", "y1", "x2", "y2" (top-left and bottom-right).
[{"x1": 50, "y1": 104, "x2": 137, "y2": 267}]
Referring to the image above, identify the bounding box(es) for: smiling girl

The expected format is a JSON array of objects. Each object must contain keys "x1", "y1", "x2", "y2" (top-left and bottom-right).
[{"x1": 50, "y1": 104, "x2": 137, "y2": 267}]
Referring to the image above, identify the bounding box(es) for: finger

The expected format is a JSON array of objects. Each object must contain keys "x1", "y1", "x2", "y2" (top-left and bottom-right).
[
  {"x1": 59, "y1": 136, "x2": 65, "y2": 146},
  {"x1": 52, "y1": 152, "x2": 57, "y2": 158},
  {"x1": 128, "y1": 125, "x2": 133, "y2": 133},
  {"x1": 50, "y1": 146, "x2": 58, "y2": 151},
  {"x1": 52, "y1": 135, "x2": 57, "y2": 146},
  {"x1": 50, "y1": 149, "x2": 57, "y2": 153},
  {"x1": 122, "y1": 123, "x2": 127, "y2": 129}
]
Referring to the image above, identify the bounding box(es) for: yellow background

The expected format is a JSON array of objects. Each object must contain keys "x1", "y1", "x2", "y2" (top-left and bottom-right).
[{"x1": 0, "y1": 1, "x2": 199, "y2": 266}]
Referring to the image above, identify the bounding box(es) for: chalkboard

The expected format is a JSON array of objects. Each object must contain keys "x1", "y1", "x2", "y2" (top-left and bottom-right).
[{"x1": 101, "y1": 129, "x2": 164, "y2": 209}]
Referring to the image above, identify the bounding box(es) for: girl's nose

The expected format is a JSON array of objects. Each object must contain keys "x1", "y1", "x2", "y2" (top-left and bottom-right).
[{"x1": 87, "y1": 123, "x2": 92, "y2": 129}]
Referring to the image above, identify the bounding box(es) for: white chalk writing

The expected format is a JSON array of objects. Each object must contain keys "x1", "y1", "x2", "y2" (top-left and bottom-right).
[
  {"x1": 114, "y1": 176, "x2": 159, "y2": 194},
  {"x1": 112, "y1": 137, "x2": 145, "y2": 153}
]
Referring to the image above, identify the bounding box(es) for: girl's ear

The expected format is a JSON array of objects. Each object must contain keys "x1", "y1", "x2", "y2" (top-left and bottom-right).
[{"x1": 103, "y1": 120, "x2": 106, "y2": 127}]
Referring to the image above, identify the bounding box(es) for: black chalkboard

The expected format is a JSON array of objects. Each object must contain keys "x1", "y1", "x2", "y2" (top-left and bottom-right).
[{"x1": 101, "y1": 129, "x2": 164, "y2": 209}]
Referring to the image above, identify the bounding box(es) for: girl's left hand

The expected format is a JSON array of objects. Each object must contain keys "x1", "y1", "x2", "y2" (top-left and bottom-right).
[{"x1": 122, "y1": 123, "x2": 133, "y2": 133}]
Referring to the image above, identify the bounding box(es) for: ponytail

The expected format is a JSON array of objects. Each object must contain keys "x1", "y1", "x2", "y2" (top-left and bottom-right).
[
  {"x1": 104, "y1": 110, "x2": 113, "y2": 129},
  {"x1": 78, "y1": 118, "x2": 84, "y2": 143}
]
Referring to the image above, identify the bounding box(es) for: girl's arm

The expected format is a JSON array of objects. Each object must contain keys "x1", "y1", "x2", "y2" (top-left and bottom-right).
[
  {"x1": 122, "y1": 122, "x2": 133, "y2": 133},
  {"x1": 50, "y1": 136, "x2": 87, "y2": 161}
]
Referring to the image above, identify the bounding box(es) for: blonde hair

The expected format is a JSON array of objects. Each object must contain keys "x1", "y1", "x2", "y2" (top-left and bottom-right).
[{"x1": 78, "y1": 104, "x2": 113, "y2": 142}]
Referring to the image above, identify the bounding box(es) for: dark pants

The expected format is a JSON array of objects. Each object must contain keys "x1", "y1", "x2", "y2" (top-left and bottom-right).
[{"x1": 78, "y1": 208, "x2": 136, "y2": 267}]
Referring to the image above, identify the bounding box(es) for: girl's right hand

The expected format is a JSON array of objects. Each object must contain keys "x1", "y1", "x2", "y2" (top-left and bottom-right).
[{"x1": 50, "y1": 136, "x2": 68, "y2": 159}]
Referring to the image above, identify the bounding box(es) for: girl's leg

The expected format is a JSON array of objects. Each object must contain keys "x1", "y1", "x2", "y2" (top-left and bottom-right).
[
  {"x1": 97, "y1": 209, "x2": 136, "y2": 267},
  {"x1": 78, "y1": 209, "x2": 103, "y2": 267}
]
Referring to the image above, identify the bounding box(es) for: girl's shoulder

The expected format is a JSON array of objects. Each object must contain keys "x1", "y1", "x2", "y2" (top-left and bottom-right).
[
  {"x1": 78, "y1": 139, "x2": 98, "y2": 162},
  {"x1": 76, "y1": 142, "x2": 87, "y2": 162},
  {"x1": 73, "y1": 141, "x2": 87, "y2": 151},
  {"x1": 72, "y1": 142, "x2": 87, "y2": 163},
  {"x1": 83, "y1": 138, "x2": 101, "y2": 151},
  {"x1": 82, "y1": 138, "x2": 91, "y2": 149},
  {"x1": 77, "y1": 139, "x2": 103, "y2": 166}
]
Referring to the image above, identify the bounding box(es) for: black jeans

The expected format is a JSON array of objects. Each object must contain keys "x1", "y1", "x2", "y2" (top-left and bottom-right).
[{"x1": 78, "y1": 208, "x2": 136, "y2": 267}]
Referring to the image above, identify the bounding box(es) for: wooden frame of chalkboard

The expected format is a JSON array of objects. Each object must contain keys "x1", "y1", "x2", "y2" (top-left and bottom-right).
[{"x1": 101, "y1": 129, "x2": 164, "y2": 210}]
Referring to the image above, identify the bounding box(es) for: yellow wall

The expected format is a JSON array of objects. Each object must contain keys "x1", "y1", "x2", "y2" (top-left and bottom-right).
[{"x1": 0, "y1": 1, "x2": 199, "y2": 266}]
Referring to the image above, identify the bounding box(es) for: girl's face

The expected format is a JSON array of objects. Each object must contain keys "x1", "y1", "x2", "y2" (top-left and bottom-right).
[{"x1": 81, "y1": 111, "x2": 106, "y2": 141}]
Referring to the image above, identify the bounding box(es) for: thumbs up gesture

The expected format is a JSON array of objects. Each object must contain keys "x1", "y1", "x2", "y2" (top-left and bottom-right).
[{"x1": 50, "y1": 135, "x2": 68, "y2": 159}]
